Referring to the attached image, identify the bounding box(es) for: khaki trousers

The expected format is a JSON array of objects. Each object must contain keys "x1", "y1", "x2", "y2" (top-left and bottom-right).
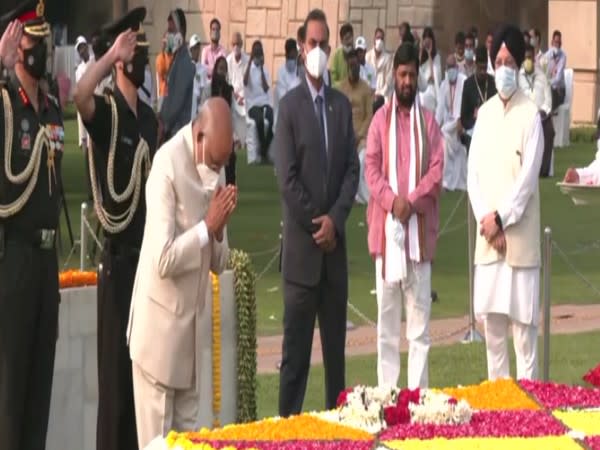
[{"x1": 132, "y1": 362, "x2": 199, "y2": 449}]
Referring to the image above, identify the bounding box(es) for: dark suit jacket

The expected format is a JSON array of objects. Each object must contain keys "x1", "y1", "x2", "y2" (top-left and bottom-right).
[{"x1": 274, "y1": 78, "x2": 359, "y2": 287}]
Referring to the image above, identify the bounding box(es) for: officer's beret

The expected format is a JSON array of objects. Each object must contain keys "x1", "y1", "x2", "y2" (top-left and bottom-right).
[
  {"x1": 0, "y1": 0, "x2": 49, "y2": 37},
  {"x1": 101, "y1": 7, "x2": 149, "y2": 49}
]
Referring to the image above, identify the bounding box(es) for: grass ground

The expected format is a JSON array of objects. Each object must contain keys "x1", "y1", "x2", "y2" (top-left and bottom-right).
[
  {"x1": 256, "y1": 330, "x2": 600, "y2": 418},
  {"x1": 57, "y1": 115, "x2": 600, "y2": 335}
]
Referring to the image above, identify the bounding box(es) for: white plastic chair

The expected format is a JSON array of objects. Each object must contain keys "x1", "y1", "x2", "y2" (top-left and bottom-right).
[{"x1": 553, "y1": 68, "x2": 574, "y2": 148}]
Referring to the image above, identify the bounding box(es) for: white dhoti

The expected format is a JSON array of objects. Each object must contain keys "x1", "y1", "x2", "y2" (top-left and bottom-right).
[
  {"x1": 355, "y1": 147, "x2": 370, "y2": 204},
  {"x1": 474, "y1": 260, "x2": 540, "y2": 380},
  {"x1": 133, "y1": 363, "x2": 199, "y2": 449},
  {"x1": 441, "y1": 121, "x2": 467, "y2": 191},
  {"x1": 375, "y1": 257, "x2": 431, "y2": 389}
]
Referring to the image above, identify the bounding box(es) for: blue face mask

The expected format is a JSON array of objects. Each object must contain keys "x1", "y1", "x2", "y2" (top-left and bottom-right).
[{"x1": 285, "y1": 59, "x2": 297, "y2": 74}]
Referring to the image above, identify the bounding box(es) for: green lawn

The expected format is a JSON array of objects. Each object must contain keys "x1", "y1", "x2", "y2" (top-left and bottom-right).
[
  {"x1": 256, "y1": 330, "x2": 600, "y2": 418},
  {"x1": 57, "y1": 115, "x2": 600, "y2": 335}
]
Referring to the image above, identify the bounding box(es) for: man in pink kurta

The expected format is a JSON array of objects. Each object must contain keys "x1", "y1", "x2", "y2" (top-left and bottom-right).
[{"x1": 365, "y1": 43, "x2": 443, "y2": 389}]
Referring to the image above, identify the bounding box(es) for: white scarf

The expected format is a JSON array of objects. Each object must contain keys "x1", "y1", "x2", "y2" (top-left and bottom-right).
[{"x1": 384, "y1": 94, "x2": 424, "y2": 283}]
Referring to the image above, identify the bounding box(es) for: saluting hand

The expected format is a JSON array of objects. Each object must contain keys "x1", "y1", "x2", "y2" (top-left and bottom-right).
[
  {"x1": 111, "y1": 29, "x2": 137, "y2": 64},
  {"x1": 0, "y1": 21, "x2": 23, "y2": 70}
]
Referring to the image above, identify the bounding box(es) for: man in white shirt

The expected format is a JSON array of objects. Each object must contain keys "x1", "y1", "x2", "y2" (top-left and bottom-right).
[
  {"x1": 529, "y1": 28, "x2": 545, "y2": 69},
  {"x1": 191, "y1": 34, "x2": 209, "y2": 119},
  {"x1": 275, "y1": 39, "x2": 300, "y2": 119},
  {"x1": 519, "y1": 44, "x2": 554, "y2": 177},
  {"x1": 227, "y1": 32, "x2": 249, "y2": 149},
  {"x1": 244, "y1": 40, "x2": 273, "y2": 163},
  {"x1": 545, "y1": 30, "x2": 567, "y2": 110},
  {"x1": 365, "y1": 27, "x2": 392, "y2": 111},
  {"x1": 468, "y1": 25, "x2": 544, "y2": 381},
  {"x1": 355, "y1": 36, "x2": 376, "y2": 93},
  {"x1": 436, "y1": 54, "x2": 467, "y2": 191}
]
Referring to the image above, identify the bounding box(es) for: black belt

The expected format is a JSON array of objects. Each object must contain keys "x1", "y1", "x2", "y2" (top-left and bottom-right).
[
  {"x1": 2, "y1": 225, "x2": 56, "y2": 250},
  {"x1": 104, "y1": 239, "x2": 140, "y2": 259}
]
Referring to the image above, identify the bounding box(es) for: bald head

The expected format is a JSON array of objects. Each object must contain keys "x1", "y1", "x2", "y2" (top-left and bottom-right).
[{"x1": 193, "y1": 97, "x2": 233, "y2": 172}]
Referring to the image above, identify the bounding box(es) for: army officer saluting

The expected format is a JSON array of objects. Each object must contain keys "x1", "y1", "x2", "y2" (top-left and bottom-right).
[
  {"x1": 0, "y1": 0, "x2": 65, "y2": 448},
  {"x1": 73, "y1": 7, "x2": 158, "y2": 450}
]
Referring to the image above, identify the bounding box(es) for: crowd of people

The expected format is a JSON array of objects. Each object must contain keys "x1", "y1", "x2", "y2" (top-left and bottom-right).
[
  {"x1": 74, "y1": 13, "x2": 568, "y2": 198},
  {"x1": 0, "y1": 1, "x2": 597, "y2": 450}
]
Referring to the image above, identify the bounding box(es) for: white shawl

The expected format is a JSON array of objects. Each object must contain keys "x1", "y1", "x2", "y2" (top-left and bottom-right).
[{"x1": 384, "y1": 94, "x2": 425, "y2": 282}]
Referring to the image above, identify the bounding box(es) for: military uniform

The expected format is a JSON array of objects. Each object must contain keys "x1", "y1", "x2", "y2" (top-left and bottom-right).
[
  {"x1": 0, "y1": 2, "x2": 64, "y2": 449},
  {"x1": 80, "y1": 8, "x2": 158, "y2": 450}
]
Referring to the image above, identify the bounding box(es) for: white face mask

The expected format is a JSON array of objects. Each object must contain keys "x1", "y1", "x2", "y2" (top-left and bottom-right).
[
  {"x1": 196, "y1": 141, "x2": 220, "y2": 190},
  {"x1": 464, "y1": 48, "x2": 474, "y2": 62},
  {"x1": 530, "y1": 36, "x2": 538, "y2": 48},
  {"x1": 167, "y1": 32, "x2": 183, "y2": 53},
  {"x1": 375, "y1": 38, "x2": 384, "y2": 52},
  {"x1": 305, "y1": 46, "x2": 328, "y2": 79},
  {"x1": 495, "y1": 65, "x2": 518, "y2": 100},
  {"x1": 447, "y1": 67, "x2": 458, "y2": 83}
]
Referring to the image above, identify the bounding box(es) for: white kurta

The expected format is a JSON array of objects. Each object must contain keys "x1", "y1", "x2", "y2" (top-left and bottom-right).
[
  {"x1": 519, "y1": 68, "x2": 552, "y2": 115},
  {"x1": 366, "y1": 48, "x2": 393, "y2": 98},
  {"x1": 435, "y1": 75, "x2": 467, "y2": 191},
  {"x1": 227, "y1": 52, "x2": 250, "y2": 144},
  {"x1": 467, "y1": 106, "x2": 544, "y2": 326},
  {"x1": 418, "y1": 54, "x2": 441, "y2": 112}
]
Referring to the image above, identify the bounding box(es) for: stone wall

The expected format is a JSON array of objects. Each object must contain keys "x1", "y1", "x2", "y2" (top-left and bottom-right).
[{"x1": 130, "y1": 0, "x2": 548, "y2": 88}]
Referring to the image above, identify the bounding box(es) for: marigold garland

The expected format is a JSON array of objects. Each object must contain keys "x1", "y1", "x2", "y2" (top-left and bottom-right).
[
  {"x1": 179, "y1": 415, "x2": 372, "y2": 442},
  {"x1": 211, "y1": 272, "x2": 221, "y2": 429},
  {"x1": 441, "y1": 379, "x2": 540, "y2": 411},
  {"x1": 58, "y1": 270, "x2": 97, "y2": 289},
  {"x1": 553, "y1": 409, "x2": 600, "y2": 436}
]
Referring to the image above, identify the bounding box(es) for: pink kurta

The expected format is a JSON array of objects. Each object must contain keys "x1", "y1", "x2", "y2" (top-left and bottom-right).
[{"x1": 365, "y1": 99, "x2": 444, "y2": 261}]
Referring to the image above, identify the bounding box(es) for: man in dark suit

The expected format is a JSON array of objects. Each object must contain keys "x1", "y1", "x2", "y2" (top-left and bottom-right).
[{"x1": 274, "y1": 8, "x2": 359, "y2": 417}]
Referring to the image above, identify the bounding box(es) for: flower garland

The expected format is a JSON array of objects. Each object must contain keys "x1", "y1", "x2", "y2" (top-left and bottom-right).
[
  {"x1": 584, "y1": 363, "x2": 600, "y2": 388},
  {"x1": 173, "y1": 415, "x2": 372, "y2": 442},
  {"x1": 211, "y1": 272, "x2": 221, "y2": 429},
  {"x1": 227, "y1": 250, "x2": 257, "y2": 423},
  {"x1": 553, "y1": 409, "x2": 600, "y2": 436},
  {"x1": 519, "y1": 379, "x2": 600, "y2": 409},
  {"x1": 442, "y1": 379, "x2": 540, "y2": 411},
  {"x1": 59, "y1": 270, "x2": 98, "y2": 289},
  {"x1": 382, "y1": 436, "x2": 583, "y2": 450},
  {"x1": 327, "y1": 386, "x2": 471, "y2": 433}
]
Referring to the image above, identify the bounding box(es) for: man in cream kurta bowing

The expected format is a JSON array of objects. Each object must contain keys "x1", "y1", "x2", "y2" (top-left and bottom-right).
[
  {"x1": 467, "y1": 25, "x2": 544, "y2": 381},
  {"x1": 366, "y1": 43, "x2": 443, "y2": 389},
  {"x1": 127, "y1": 98, "x2": 237, "y2": 448}
]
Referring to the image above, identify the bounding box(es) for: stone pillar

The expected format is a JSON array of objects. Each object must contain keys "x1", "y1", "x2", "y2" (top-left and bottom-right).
[{"x1": 549, "y1": 0, "x2": 599, "y2": 124}]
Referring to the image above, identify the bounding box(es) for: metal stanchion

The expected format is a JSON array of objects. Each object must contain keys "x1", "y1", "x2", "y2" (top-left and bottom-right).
[
  {"x1": 542, "y1": 227, "x2": 552, "y2": 381},
  {"x1": 462, "y1": 201, "x2": 484, "y2": 343},
  {"x1": 80, "y1": 202, "x2": 87, "y2": 271}
]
